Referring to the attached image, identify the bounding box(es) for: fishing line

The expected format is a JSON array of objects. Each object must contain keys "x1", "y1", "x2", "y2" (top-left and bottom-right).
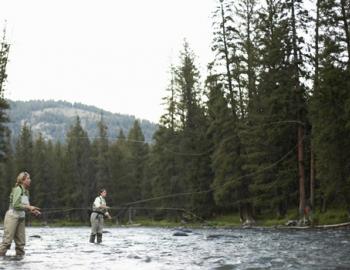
[{"x1": 39, "y1": 206, "x2": 204, "y2": 223}]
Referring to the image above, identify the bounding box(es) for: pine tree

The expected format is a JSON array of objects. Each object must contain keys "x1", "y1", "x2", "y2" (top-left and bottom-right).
[
  {"x1": 126, "y1": 120, "x2": 148, "y2": 203},
  {"x1": 64, "y1": 117, "x2": 92, "y2": 220},
  {"x1": 44, "y1": 140, "x2": 60, "y2": 212},
  {"x1": 149, "y1": 126, "x2": 182, "y2": 218},
  {"x1": 310, "y1": 0, "x2": 350, "y2": 211},
  {"x1": 0, "y1": 27, "x2": 10, "y2": 162},
  {"x1": 285, "y1": 0, "x2": 311, "y2": 221},
  {"x1": 206, "y1": 74, "x2": 241, "y2": 215},
  {"x1": 149, "y1": 65, "x2": 183, "y2": 218},
  {"x1": 51, "y1": 141, "x2": 66, "y2": 219},
  {"x1": 93, "y1": 116, "x2": 110, "y2": 191},
  {"x1": 212, "y1": 0, "x2": 241, "y2": 116},
  {"x1": 108, "y1": 130, "x2": 129, "y2": 209},
  {"x1": 0, "y1": 129, "x2": 14, "y2": 215},
  {"x1": 32, "y1": 134, "x2": 54, "y2": 215},
  {"x1": 174, "y1": 42, "x2": 214, "y2": 218},
  {"x1": 15, "y1": 124, "x2": 34, "y2": 173},
  {"x1": 244, "y1": 0, "x2": 299, "y2": 217}
]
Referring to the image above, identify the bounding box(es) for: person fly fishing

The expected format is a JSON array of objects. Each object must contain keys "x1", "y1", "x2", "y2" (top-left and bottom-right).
[
  {"x1": 0, "y1": 171, "x2": 41, "y2": 256},
  {"x1": 89, "y1": 188, "x2": 111, "y2": 243}
]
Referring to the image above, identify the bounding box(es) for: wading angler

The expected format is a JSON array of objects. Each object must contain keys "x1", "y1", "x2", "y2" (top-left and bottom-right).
[
  {"x1": 89, "y1": 188, "x2": 111, "y2": 244},
  {"x1": 0, "y1": 172, "x2": 41, "y2": 256}
]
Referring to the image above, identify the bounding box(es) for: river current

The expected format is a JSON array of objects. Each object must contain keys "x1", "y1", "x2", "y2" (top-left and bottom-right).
[{"x1": 0, "y1": 226, "x2": 349, "y2": 269}]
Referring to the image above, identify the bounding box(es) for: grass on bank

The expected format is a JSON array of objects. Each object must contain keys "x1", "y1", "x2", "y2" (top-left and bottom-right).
[{"x1": 142, "y1": 209, "x2": 350, "y2": 228}]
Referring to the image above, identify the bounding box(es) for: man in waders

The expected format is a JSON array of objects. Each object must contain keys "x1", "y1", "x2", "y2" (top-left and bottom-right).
[
  {"x1": 0, "y1": 172, "x2": 41, "y2": 256},
  {"x1": 89, "y1": 188, "x2": 111, "y2": 243}
]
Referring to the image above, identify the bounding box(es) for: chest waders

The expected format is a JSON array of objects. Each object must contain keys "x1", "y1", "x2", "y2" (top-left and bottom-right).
[
  {"x1": 89, "y1": 196, "x2": 106, "y2": 243},
  {"x1": 0, "y1": 186, "x2": 28, "y2": 256}
]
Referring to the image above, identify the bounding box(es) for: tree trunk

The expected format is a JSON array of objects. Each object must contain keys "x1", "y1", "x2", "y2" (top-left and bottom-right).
[
  {"x1": 239, "y1": 201, "x2": 255, "y2": 225},
  {"x1": 340, "y1": 0, "x2": 350, "y2": 69},
  {"x1": 291, "y1": 0, "x2": 306, "y2": 220},
  {"x1": 235, "y1": 63, "x2": 245, "y2": 118},
  {"x1": 310, "y1": 0, "x2": 320, "y2": 212},
  {"x1": 298, "y1": 126, "x2": 306, "y2": 218},
  {"x1": 310, "y1": 147, "x2": 315, "y2": 209}
]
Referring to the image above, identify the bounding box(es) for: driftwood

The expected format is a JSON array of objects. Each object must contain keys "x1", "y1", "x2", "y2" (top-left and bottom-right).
[
  {"x1": 277, "y1": 221, "x2": 350, "y2": 229},
  {"x1": 314, "y1": 222, "x2": 350, "y2": 229}
]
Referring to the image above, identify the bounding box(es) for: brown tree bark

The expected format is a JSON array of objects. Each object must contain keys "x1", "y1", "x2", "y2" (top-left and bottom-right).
[
  {"x1": 310, "y1": 0, "x2": 321, "y2": 211},
  {"x1": 340, "y1": 0, "x2": 350, "y2": 68},
  {"x1": 291, "y1": 0, "x2": 306, "y2": 220}
]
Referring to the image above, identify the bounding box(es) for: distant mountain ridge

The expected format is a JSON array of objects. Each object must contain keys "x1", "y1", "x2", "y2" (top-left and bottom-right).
[{"x1": 5, "y1": 100, "x2": 157, "y2": 143}]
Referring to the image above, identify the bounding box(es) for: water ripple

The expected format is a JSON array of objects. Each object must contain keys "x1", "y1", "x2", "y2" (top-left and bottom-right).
[{"x1": 0, "y1": 227, "x2": 349, "y2": 269}]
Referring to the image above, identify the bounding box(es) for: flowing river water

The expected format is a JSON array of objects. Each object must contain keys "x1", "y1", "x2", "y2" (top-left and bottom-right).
[{"x1": 0, "y1": 226, "x2": 349, "y2": 269}]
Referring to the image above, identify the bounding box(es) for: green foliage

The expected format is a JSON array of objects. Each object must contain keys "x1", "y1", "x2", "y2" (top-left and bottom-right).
[
  {"x1": 15, "y1": 124, "x2": 34, "y2": 173},
  {"x1": 207, "y1": 78, "x2": 241, "y2": 209},
  {"x1": 107, "y1": 131, "x2": 129, "y2": 207},
  {"x1": 150, "y1": 42, "x2": 215, "y2": 219},
  {"x1": 313, "y1": 209, "x2": 350, "y2": 225},
  {"x1": 0, "y1": 28, "x2": 10, "y2": 162},
  {"x1": 63, "y1": 117, "x2": 93, "y2": 220},
  {"x1": 310, "y1": 0, "x2": 350, "y2": 211},
  {"x1": 93, "y1": 116, "x2": 111, "y2": 190},
  {"x1": 124, "y1": 120, "x2": 149, "y2": 203}
]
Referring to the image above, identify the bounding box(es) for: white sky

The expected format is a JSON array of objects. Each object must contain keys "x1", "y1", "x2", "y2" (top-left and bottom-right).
[{"x1": 0, "y1": 0, "x2": 217, "y2": 122}]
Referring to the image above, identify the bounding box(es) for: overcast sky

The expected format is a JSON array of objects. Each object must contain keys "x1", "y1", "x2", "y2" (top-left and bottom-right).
[{"x1": 0, "y1": 0, "x2": 216, "y2": 122}]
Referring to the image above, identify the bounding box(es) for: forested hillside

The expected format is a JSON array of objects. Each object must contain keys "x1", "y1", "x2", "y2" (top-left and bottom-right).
[
  {"x1": 6, "y1": 100, "x2": 156, "y2": 143},
  {"x1": 0, "y1": 0, "x2": 349, "y2": 226}
]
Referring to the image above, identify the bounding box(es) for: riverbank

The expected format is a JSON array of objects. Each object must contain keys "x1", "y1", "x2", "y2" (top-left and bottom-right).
[{"x1": 4, "y1": 208, "x2": 346, "y2": 229}]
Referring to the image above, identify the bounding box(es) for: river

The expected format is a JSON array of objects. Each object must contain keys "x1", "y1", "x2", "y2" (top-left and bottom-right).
[{"x1": 0, "y1": 226, "x2": 349, "y2": 269}]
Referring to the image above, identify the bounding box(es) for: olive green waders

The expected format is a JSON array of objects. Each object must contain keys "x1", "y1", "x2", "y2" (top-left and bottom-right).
[{"x1": 0, "y1": 210, "x2": 26, "y2": 256}]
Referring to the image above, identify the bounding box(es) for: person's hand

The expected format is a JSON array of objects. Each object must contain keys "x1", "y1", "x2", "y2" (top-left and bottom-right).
[
  {"x1": 31, "y1": 209, "x2": 41, "y2": 216},
  {"x1": 27, "y1": 205, "x2": 39, "y2": 211},
  {"x1": 29, "y1": 205, "x2": 41, "y2": 216}
]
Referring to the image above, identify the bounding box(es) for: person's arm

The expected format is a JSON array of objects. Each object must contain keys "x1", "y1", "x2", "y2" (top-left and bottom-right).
[
  {"x1": 104, "y1": 199, "x2": 112, "y2": 219},
  {"x1": 94, "y1": 197, "x2": 111, "y2": 218}
]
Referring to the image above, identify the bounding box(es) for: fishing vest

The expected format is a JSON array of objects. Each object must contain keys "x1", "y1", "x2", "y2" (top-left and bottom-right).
[
  {"x1": 92, "y1": 196, "x2": 107, "y2": 214},
  {"x1": 9, "y1": 185, "x2": 29, "y2": 218}
]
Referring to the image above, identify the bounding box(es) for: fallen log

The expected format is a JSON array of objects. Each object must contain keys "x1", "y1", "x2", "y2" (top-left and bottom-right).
[
  {"x1": 276, "y1": 221, "x2": 350, "y2": 229},
  {"x1": 314, "y1": 222, "x2": 350, "y2": 229}
]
